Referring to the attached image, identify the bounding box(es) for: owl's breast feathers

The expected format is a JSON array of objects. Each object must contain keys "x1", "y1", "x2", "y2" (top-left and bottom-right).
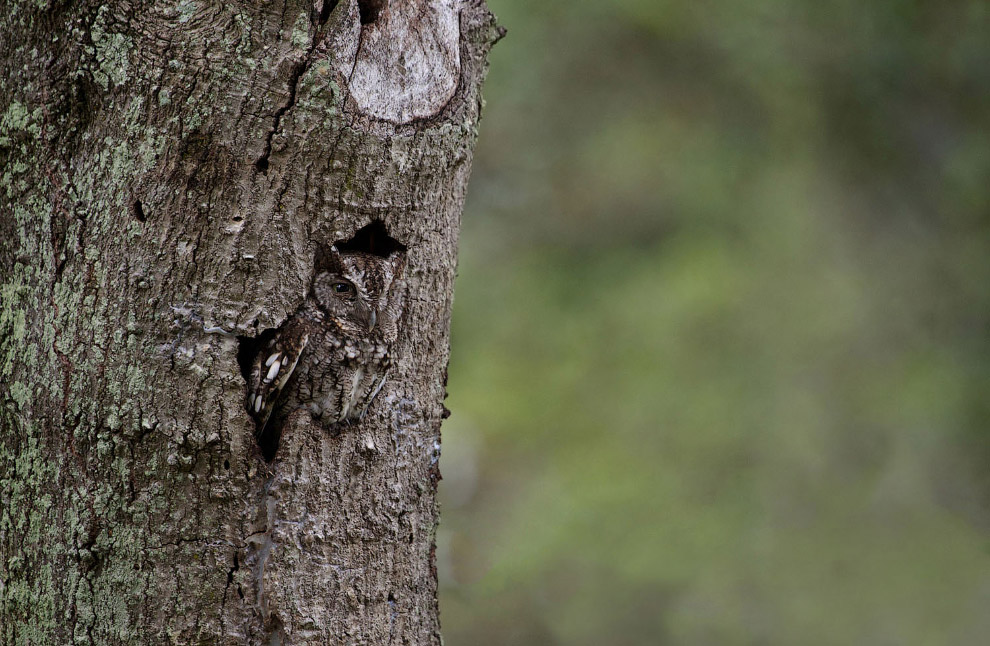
[
  {"x1": 247, "y1": 308, "x2": 394, "y2": 435},
  {"x1": 295, "y1": 331, "x2": 391, "y2": 422}
]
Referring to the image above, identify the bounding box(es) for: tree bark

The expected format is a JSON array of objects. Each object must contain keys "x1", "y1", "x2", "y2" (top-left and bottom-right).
[{"x1": 0, "y1": 0, "x2": 500, "y2": 642}]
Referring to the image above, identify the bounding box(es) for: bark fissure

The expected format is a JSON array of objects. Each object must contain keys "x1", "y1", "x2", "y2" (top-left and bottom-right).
[{"x1": 255, "y1": 61, "x2": 307, "y2": 174}]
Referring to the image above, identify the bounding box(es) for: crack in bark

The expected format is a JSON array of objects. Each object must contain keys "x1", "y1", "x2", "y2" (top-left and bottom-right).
[
  {"x1": 316, "y1": 0, "x2": 341, "y2": 27},
  {"x1": 257, "y1": 1, "x2": 346, "y2": 175},
  {"x1": 220, "y1": 550, "x2": 240, "y2": 632},
  {"x1": 254, "y1": 60, "x2": 306, "y2": 174}
]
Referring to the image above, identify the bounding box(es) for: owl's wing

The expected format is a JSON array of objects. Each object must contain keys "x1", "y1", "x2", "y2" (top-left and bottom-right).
[{"x1": 247, "y1": 321, "x2": 310, "y2": 435}]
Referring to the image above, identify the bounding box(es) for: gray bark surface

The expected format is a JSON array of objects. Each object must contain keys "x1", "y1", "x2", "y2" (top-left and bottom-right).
[{"x1": 0, "y1": 0, "x2": 500, "y2": 642}]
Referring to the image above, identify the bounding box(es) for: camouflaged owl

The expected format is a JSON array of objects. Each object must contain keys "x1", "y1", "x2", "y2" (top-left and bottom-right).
[{"x1": 247, "y1": 247, "x2": 406, "y2": 440}]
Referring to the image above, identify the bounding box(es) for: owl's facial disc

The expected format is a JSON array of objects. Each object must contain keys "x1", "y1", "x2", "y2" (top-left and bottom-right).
[{"x1": 313, "y1": 272, "x2": 380, "y2": 335}]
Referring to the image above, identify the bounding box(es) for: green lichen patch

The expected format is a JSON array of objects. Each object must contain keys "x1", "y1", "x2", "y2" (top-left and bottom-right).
[
  {"x1": 0, "y1": 274, "x2": 30, "y2": 379},
  {"x1": 290, "y1": 11, "x2": 311, "y2": 50},
  {"x1": 90, "y1": 6, "x2": 132, "y2": 90},
  {"x1": 175, "y1": 0, "x2": 198, "y2": 24},
  {"x1": 0, "y1": 100, "x2": 42, "y2": 147}
]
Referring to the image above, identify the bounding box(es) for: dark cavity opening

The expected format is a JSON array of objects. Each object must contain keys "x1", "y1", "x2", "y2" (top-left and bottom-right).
[
  {"x1": 254, "y1": 157, "x2": 269, "y2": 173},
  {"x1": 358, "y1": 0, "x2": 385, "y2": 24},
  {"x1": 333, "y1": 220, "x2": 406, "y2": 256},
  {"x1": 132, "y1": 200, "x2": 146, "y2": 222}
]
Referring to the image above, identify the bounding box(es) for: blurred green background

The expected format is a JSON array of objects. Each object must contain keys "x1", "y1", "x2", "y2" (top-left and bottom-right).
[{"x1": 438, "y1": 1, "x2": 990, "y2": 644}]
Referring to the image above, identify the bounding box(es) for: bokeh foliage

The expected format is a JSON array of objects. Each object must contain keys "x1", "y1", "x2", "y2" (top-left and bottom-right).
[{"x1": 439, "y1": 0, "x2": 990, "y2": 644}]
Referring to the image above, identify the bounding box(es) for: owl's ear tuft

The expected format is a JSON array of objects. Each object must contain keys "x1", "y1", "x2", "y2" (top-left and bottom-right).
[{"x1": 316, "y1": 244, "x2": 346, "y2": 274}]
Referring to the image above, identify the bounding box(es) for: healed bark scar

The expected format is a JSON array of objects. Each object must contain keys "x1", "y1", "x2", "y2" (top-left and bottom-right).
[{"x1": 339, "y1": 0, "x2": 463, "y2": 124}]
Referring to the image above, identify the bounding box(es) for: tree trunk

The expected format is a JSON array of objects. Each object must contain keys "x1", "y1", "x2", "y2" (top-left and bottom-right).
[{"x1": 0, "y1": 0, "x2": 500, "y2": 642}]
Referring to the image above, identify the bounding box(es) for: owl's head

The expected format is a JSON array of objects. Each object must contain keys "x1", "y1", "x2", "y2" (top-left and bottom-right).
[{"x1": 313, "y1": 247, "x2": 406, "y2": 338}]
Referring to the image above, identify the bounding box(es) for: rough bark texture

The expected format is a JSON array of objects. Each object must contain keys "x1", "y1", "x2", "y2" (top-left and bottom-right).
[{"x1": 0, "y1": 0, "x2": 500, "y2": 642}]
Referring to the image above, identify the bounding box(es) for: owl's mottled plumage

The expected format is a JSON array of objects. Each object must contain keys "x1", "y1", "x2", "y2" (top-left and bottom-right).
[{"x1": 247, "y1": 247, "x2": 405, "y2": 439}]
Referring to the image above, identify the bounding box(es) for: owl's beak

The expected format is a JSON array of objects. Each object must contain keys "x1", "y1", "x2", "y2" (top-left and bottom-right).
[{"x1": 357, "y1": 305, "x2": 377, "y2": 333}]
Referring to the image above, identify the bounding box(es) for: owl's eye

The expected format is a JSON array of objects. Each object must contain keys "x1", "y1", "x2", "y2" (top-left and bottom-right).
[{"x1": 332, "y1": 282, "x2": 355, "y2": 295}]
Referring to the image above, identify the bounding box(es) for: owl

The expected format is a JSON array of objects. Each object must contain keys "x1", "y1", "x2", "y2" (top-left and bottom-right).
[{"x1": 246, "y1": 247, "x2": 406, "y2": 443}]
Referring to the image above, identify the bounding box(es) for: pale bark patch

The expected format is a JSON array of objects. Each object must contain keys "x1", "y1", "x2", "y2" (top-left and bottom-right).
[{"x1": 341, "y1": 0, "x2": 462, "y2": 123}]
